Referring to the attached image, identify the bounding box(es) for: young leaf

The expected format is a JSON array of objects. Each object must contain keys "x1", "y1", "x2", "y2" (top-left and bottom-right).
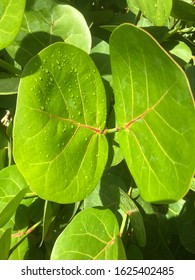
[
  {"x1": 0, "y1": 0, "x2": 26, "y2": 50},
  {"x1": 51, "y1": 208, "x2": 126, "y2": 260},
  {"x1": 0, "y1": 165, "x2": 29, "y2": 227},
  {"x1": 13, "y1": 42, "x2": 108, "y2": 204},
  {"x1": 135, "y1": 0, "x2": 172, "y2": 26},
  {"x1": 110, "y1": 24, "x2": 195, "y2": 203}
]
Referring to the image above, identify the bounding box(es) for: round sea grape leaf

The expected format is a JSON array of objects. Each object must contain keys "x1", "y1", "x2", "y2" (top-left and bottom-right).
[
  {"x1": 51, "y1": 208, "x2": 126, "y2": 260},
  {"x1": 110, "y1": 24, "x2": 195, "y2": 203},
  {"x1": 135, "y1": 0, "x2": 172, "y2": 26},
  {"x1": 6, "y1": 2, "x2": 91, "y2": 67},
  {"x1": 0, "y1": 0, "x2": 26, "y2": 50},
  {"x1": 13, "y1": 42, "x2": 108, "y2": 204}
]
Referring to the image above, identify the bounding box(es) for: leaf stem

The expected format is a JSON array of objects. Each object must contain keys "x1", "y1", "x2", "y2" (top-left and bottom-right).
[
  {"x1": 0, "y1": 59, "x2": 22, "y2": 77},
  {"x1": 103, "y1": 127, "x2": 120, "y2": 134}
]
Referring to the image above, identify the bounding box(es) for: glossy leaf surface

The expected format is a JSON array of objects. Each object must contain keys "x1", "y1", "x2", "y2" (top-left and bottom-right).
[
  {"x1": 13, "y1": 42, "x2": 108, "y2": 204},
  {"x1": 0, "y1": 0, "x2": 26, "y2": 50},
  {"x1": 135, "y1": 0, "x2": 172, "y2": 26},
  {"x1": 110, "y1": 24, "x2": 195, "y2": 203},
  {"x1": 51, "y1": 208, "x2": 126, "y2": 260}
]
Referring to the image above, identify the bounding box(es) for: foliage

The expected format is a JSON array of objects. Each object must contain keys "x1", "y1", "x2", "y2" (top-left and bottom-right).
[{"x1": 0, "y1": 0, "x2": 195, "y2": 260}]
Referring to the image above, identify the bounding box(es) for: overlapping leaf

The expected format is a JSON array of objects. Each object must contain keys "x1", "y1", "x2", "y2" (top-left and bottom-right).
[
  {"x1": 6, "y1": 2, "x2": 91, "y2": 67},
  {"x1": 51, "y1": 208, "x2": 126, "y2": 260},
  {"x1": 13, "y1": 42, "x2": 108, "y2": 204},
  {"x1": 110, "y1": 24, "x2": 195, "y2": 203},
  {"x1": 0, "y1": 0, "x2": 26, "y2": 50}
]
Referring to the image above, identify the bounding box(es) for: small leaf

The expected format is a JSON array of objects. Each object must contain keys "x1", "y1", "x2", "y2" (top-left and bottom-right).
[
  {"x1": 51, "y1": 208, "x2": 126, "y2": 260},
  {"x1": 13, "y1": 43, "x2": 108, "y2": 204},
  {"x1": 135, "y1": 0, "x2": 172, "y2": 26},
  {"x1": 110, "y1": 24, "x2": 195, "y2": 203},
  {"x1": 0, "y1": 228, "x2": 12, "y2": 260},
  {"x1": 162, "y1": 40, "x2": 192, "y2": 66},
  {"x1": 0, "y1": 0, "x2": 26, "y2": 50}
]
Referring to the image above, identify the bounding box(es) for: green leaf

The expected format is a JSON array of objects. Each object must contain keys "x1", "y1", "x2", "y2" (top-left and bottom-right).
[
  {"x1": 110, "y1": 24, "x2": 195, "y2": 203},
  {"x1": 0, "y1": 74, "x2": 19, "y2": 95},
  {"x1": 162, "y1": 40, "x2": 192, "y2": 66},
  {"x1": 40, "y1": 201, "x2": 59, "y2": 246},
  {"x1": 0, "y1": 165, "x2": 29, "y2": 227},
  {"x1": 126, "y1": 0, "x2": 139, "y2": 15},
  {"x1": 13, "y1": 42, "x2": 108, "y2": 204},
  {"x1": 0, "y1": 228, "x2": 12, "y2": 259},
  {"x1": 171, "y1": 0, "x2": 195, "y2": 21},
  {"x1": 6, "y1": 2, "x2": 91, "y2": 67},
  {"x1": 0, "y1": 0, "x2": 26, "y2": 50},
  {"x1": 135, "y1": 0, "x2": 172, "y2": 26},
  {"x1": 191, "y1": 177, "x2": 195, "y2": 192},
  {"x1": 51, "y1": 208, "x2": 126, "y2": 260},
  {"x1": 119, "y1": 189, "x2": 146, "y2": 247}
]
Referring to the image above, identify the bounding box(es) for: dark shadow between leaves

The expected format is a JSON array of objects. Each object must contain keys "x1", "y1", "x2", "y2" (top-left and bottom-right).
[{"x1": 15, "y1": 32, "x2": 63, "y2": 70}]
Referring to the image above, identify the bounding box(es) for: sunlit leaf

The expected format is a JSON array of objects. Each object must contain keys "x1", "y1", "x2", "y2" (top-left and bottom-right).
[
  {"x1": 0, "y1": 0, "x2": 26, "y2": 50},
  {"x1": 110, "y1": 24, "x2": 195, "y2": 203},
  {"x1": 51, "y1": 208, "x2": 126, "y2": 260},
  {"x1": 13, "y1": 42, "x2": 108, "y2": 204},
  {"x1": 135, "y1": 0, "x2": 172, "y2": 26}
]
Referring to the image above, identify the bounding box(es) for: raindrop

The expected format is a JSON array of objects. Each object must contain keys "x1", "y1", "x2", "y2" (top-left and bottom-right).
[
  {"x1": 56, "y1": 60, "x2": 60, "y2": 65},
  {"x1": 46, "y1": 155, "x2": 49, "y2": 158},
  {"x1": 41, "y1": 106, "x2": 45, "y2": 111}
]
